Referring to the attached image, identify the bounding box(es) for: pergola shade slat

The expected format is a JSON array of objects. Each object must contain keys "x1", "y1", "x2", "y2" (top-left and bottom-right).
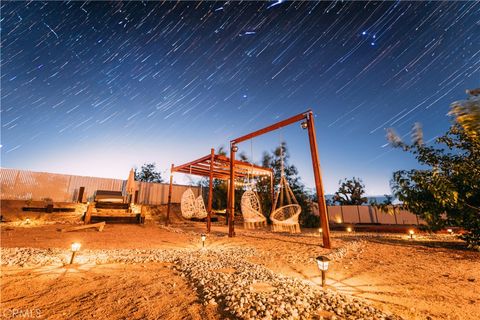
[{"x1": 171, "y1": 154, "x2": 272, "y2": 180}]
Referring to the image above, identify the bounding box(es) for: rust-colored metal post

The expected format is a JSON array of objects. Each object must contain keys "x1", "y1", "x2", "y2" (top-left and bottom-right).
[
  {"x1": 228, "y1": 143, "x2": 237, "y2": 237},
  {"x1": 226, "y1": 179, "x2": 230, "y2": 226},
  {"x1": 166, "y1": 164, "x2": 174, "y2": 226},
  {"x1": 306, "y1": 112, "x2": 331, "y2": 249},
  {"x1": 207, "y1": 148, "x2": 214, "y2": 233},
  {"x1": 270, "y1": 173, "x2": 274, "y2": 216}
]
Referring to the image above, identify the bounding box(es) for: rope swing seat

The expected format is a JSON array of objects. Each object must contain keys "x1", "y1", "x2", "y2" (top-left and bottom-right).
[
  {"x1": 270, "y1": 147, "x2": 302, "y2": 233},
  {"x1": 181, "y1": 188, "x2": 208, "y2": 220},
  {"x1": 241, "y1": 189, "x2": 267, "y2": 229}
]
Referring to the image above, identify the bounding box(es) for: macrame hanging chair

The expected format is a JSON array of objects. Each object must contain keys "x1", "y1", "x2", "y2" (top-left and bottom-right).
[
  {"x1": 180, "y1": 165, "x2": 208, "y2": 220},
  {"x1": 270, "y1": 146, "x2": 302, "y2": 233}
]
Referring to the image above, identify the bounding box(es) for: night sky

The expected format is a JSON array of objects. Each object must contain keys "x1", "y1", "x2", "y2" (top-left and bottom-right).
[{"x1": 1, "y1": 1, "x2": 479, "y2": 195}]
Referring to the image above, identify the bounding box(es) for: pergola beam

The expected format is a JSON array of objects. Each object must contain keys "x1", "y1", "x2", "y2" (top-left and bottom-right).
[
  {"x1": 231, "y1": 111, "x2": 311, "y2": 145},
  {"x1": 171, "y1": 155, "x2": 272, "y2": 180}
]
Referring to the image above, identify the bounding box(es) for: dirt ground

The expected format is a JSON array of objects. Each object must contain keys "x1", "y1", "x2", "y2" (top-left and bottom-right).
[
  {"x1": 1, "y1": 221, "x2": 479, "y2": 320},
  {"x1": 1, "y1": 262, "x2": 221, "y2": 320}
]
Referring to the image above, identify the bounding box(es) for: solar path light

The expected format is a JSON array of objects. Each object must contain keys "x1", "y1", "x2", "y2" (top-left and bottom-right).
[
  {"x1": 409, "y1": 229, "x2": 415, "y2": 239},
  {"x1": 70, "y1": 242, "x2": 81, "y2": 264},
  {"x1": 316, "y1": 255, "x2": 331, "y2": 287}
]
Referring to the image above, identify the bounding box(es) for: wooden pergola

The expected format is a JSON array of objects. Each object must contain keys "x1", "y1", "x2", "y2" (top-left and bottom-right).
[{"x1": 166, "y1": 148, "x2": 273, "y2": 232}]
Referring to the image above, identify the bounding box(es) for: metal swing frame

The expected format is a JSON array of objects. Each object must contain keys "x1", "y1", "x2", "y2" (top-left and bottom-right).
[{"x1": 228, "y1": 109, "x2": 332, "y2": 249}]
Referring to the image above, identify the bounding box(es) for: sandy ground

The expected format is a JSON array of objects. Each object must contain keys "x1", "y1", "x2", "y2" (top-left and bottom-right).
[
  {"x1": 1, "y1": 263, "x2": 221, "y2": 320},
  {"x1": 1, "y1": 221, "x2": 479, "y2": 320}
]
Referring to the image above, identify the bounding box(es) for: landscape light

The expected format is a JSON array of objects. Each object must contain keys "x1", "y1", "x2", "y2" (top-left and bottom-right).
[
  {"x1": 318, "y1": 228, "x2": 323, "y2": 234},
  {"x1": 300, "y1": 121, "x2": 308, "y2": 129},
  {"x1": 409, "y1": 229, "x2": 414, "y2": 239},
  {"x1": 447, "y1": 228, "x2": 453, "y2": 234},
  {"x1": 346, "y1": 227, "x2": 352, "y2": 233},
  {"x1": 315, "y1": 255, "x2": 331, "y2": 287},
  {"x1": 25, "y1": 218, "x2": 31, "y2": 225},
  {"x1": 70, "y1": 242, "x2": 81, "y2": 264},
  {"x1": 201, "y1": 234, "x2": 206, "y2": 248}
]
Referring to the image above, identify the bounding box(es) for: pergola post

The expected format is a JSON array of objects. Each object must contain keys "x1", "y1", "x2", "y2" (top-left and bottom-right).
[
  {"x1": 166, "y1": 164, "x2": 174, "y2": 226},
  {"x1": 306, "y1": 112, "x2": 331, "y2": 249},
  {"x1": 270, "y1": 173, "x2": 274, "y2": 216},
  {"x1": 207, "y1": 148, "x2": 214, "y2": 233},
  {"x1": 228, "y1": 143, "x2": 237, "y2": 237}
]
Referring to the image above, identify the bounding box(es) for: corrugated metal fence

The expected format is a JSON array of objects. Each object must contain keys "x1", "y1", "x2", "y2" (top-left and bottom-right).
[{"x1": 0, "y1": 168, "x2": 200, "y2": 205}]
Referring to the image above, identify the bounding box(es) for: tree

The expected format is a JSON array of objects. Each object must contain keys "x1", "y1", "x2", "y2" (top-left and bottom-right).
[
  {"x1": 135, "y1": 163, "x2": 163, "y2": 183},
  {"x1": 333, "y1": 177, "x2": 368, "y2": 205},
  {"x1": 389, "y1": 89, "x2": 480, "y2": 248},
  {"x1": 449, "y1": 88, "x2": 480, "y2": 139},
  {"x1": 370, "y1": 194, "x2": 395, "y2": 215}
]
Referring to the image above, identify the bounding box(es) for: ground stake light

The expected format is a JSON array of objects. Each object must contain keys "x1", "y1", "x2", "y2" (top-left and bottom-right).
[
  {"x1": 70, "y1": 242, "x2": 81, "y2": 264},
  {"x1": 346, "y1": 227, "x2": 352, "y2": 233},
  {"x1": 201, "y1": 234, "x2": 206, "y2": 248},
  {"x1": 409, "y1": 229, "x2": 414, "y2": 239},
  {"x1": 316, "y1": 255, "x2": 330, "y2": 287},
  {"x1": 447, "y1": 228, "x2": 453, "y2": 234}
]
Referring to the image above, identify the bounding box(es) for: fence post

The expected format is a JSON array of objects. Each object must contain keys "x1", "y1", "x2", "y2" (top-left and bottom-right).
[{"x1": 77, "y1": 187, "x2": 85, "y2": 203}]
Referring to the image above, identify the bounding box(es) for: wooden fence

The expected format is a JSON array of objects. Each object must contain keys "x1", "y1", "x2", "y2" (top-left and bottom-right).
[{"x1": 0, "y1": 168, "x2": 201, "y2": 205}]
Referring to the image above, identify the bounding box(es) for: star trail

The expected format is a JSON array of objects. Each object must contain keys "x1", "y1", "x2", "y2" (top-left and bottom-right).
[{"x1": 1, "y1": 1, "x2": 479, "y2": 195}]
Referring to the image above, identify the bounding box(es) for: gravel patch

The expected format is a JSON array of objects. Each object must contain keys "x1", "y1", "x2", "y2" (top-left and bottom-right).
[{"x1": 1, "y1": 247, "x2": 400, "y2": 320}]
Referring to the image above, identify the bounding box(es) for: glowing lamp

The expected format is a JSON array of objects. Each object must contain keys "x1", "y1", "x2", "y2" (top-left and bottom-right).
[
  {"x1": 409, "y1": 229, "x2": 414, "y2": 239},
  {"x1": 346, "y1": 227, "x2": 352, "y2": 233},
  {"x1": 315, "y1": 255, "x2": 331, "y2": 287},
  {"x1": 25, "y1": 218, "x2": 31, "y2": 225},
  {"x1": 201, "y1": 234, "x2": 206, "y2": 248},
  {"x1": 447, "y1": 228, "x2": 453, "y2": 234},
  {"x1": 300, "y1": 121, "x2": 308, "y2": 129},
  {"x1": 70, "y1": 242, "x2": 81, "y2": 264},
  {"x1": 318, "y1": 228, "x2": 323, "y2": 234}
]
